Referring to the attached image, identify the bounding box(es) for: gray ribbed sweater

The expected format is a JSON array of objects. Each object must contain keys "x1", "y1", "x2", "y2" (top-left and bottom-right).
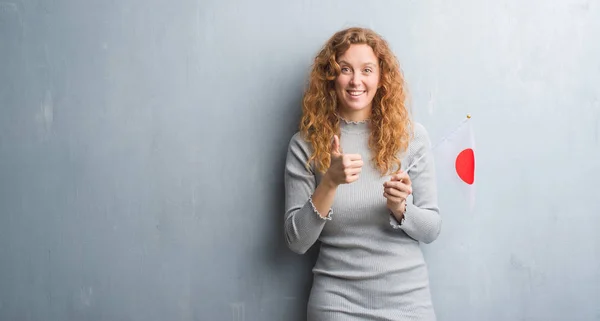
[{"x1": 284, "y1": 119, "x2": 441, "y2": 321}]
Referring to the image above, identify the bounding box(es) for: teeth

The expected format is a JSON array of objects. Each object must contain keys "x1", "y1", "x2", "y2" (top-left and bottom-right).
[{"x1": 348, "y1": 91, "x2": 364, "y2": 96}]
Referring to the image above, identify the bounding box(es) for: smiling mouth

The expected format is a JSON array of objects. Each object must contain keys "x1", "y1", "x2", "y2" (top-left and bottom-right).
[{"x1": 347, "y1": 90, "x2": 366, "y2": 97}]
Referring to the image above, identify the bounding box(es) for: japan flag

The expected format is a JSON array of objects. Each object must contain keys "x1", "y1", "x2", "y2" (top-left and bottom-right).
[{"x1": 433, "y1": 117, "x2": 476, "y2": 210}]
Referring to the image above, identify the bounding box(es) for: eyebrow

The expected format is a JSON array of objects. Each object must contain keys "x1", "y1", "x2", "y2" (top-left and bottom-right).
[{"x1": 338, "y1": 60, "x2": 377, "y2": 67}]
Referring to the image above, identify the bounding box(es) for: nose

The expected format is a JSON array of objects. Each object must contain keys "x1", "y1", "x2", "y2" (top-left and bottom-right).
[{"x1": 350, "y1": 72, "x2": 361, "y2": 86}]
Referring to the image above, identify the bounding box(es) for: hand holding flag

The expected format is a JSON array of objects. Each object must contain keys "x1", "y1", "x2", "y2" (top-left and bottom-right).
[{"x1": 383, "y1": 171, "x2": 413, "y2": 220}]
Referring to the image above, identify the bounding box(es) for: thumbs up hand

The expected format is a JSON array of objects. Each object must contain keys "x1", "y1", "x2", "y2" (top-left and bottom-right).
[{"x1": 324, "y1": 135, "x2": 363, "y2": 186}]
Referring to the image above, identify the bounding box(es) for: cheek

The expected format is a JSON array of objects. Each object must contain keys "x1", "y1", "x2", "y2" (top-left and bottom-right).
[
  {"x1": 335, "y1": 75, "x2": 350, "y2": 90},
  {"x1": 368, "y1": 81, "x2": 379, "y2": 93},
  {"x1": 334, "y1": 80, "x2": 345, "y2": 101},
  {"x1": 369, "y1": 76, "x2": 381, "y2": 92}
]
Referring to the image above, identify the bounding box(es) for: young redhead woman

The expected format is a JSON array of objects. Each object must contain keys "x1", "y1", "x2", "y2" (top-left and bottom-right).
[{"x1": 284, "y1": 27, "x2": 441, "y2": 321}]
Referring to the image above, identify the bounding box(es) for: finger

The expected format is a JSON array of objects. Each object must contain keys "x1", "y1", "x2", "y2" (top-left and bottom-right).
[
  {"x1": 392, "y1": 171, "x2": 410, "y2": 182},
  {"x1": 342, "y1": 155, "x2": 363, "y2": 168},
  {"x1": 349, "y1": 159, "x2": 364, "y2": 168},
  {"x1": 344, "y1": 153, "x2": 362, "y2": 161},
  {"x1": 331, "y1": 135, "x2": 341, "y2": 154},
  {"x1": 344, "y1": 167, "x2": 362, "y2": 176},
  {"x1": 384, "y1": 181, "x2": 412, "y2": 194},
  {"x1": 384, "y1": 190, "x2": 408, "y2": 203},
  {"x1": 385, "y1": 185, "x2": 411, "y2": 197},
  {"x1": 383, "y1": 192, "x2": 404, "y2": 203},
  {"x1": 346, "y1": 174, "x2": 360, "y2": 183},
  {"x1": 384, "y1": 187, "x2": 408, "y2": 199}
]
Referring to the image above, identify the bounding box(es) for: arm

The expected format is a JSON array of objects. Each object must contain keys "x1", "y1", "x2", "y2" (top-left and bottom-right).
[
  {"x1": 284, "y1": 133, "x2": 337, "y2": 254},
  {"x1": 390, "y1": 123, "x2": 442, "y2": 244}
]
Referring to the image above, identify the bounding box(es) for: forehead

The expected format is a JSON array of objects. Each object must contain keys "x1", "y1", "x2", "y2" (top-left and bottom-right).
[{"x1": 338, "y1": 44, "x2": 378, "y2": 65}]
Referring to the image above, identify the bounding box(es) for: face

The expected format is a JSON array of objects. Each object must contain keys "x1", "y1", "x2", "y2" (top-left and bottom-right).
[{"x1": 334, "y1": 44, "x2": 381, "y2": 121}]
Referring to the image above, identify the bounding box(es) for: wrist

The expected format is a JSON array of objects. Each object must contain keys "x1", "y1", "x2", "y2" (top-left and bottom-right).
[
  {"x1": 321, "y1": 172, "x2": 339, "y2": 190},
  {"x1": 392, "y1": 201, "x2": 407, "y2": 221},
  {"x1": 392, "y1": 210, "x2": 404, "y2": 221}
]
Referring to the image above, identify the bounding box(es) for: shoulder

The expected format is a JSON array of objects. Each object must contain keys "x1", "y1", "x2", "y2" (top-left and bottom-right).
[
  {"x1": 287, "y1": 131, "x2": 313, "y2": 157},
  {"x1": 404, "y1": 121, "x2": 432, "y2": 162},
  {"x1": 402, "y1": 121, "x2": 435, "y2": 174},
  {"x1": 412, "y1": 121, "x2": 429, "y2": 138},
  {"x1": 410, "y1": 121, "x2": 431, "y2": 147},
  {"x1": 286, "y1": 131, "x2": 316, "y2": 173},
  {"x1": 288, "y1": 131, "x2": 311, "y2": 149}
]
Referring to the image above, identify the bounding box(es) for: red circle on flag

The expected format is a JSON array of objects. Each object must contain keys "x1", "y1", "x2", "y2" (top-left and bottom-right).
[{"x1": 455, "y1": 148, "x2": 475, "y2": 185}]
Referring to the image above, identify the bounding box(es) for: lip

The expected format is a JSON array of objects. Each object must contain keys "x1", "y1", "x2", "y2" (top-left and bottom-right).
[{"x1": 346, "y1": 90, "x2": 366, "y2": 98}]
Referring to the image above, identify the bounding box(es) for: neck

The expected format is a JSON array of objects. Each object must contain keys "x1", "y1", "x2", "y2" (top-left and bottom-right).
[{"x1": 337, "y1": 108, "x2": 371, "y2": 123}]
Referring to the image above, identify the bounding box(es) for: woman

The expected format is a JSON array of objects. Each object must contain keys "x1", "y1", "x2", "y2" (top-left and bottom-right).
[{"x1": 284, "y1": 27, "x2": 441, "y2": 321}]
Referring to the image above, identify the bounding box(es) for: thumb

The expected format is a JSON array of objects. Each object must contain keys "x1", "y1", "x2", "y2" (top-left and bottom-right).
[{"x1": 331, "y1": 135, "x2": 341, "y2": 155}]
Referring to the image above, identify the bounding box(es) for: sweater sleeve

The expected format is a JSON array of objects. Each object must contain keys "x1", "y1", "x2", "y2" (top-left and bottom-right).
[
  {"x1": 389, "y1": 123, "x2": 442, "y2": 244},
  {"x1": 283, "y1": 133, "x2": 330, "y2": 254}
]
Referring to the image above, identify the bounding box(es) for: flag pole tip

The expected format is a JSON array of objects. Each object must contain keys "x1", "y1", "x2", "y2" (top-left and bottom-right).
[{"x1": 466, "y1": 113, "x2": 472, "y2": 119}]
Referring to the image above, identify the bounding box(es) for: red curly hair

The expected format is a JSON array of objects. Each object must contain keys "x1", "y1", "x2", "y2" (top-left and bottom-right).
[{"x1": 300, "y1": 27, "x2": 412, "y2": 176}]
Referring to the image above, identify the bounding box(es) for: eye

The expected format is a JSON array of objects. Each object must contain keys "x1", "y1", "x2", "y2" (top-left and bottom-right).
[
  {"x1": 364, "y1": 68, "x2": 373, "y2": 73},
  {"x1": 341, "y1": 67, "x2": 351, "y2": 73}
]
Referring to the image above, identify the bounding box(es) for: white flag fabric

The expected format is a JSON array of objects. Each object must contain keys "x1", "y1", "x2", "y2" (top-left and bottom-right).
[{"x1": 432, "y1": 118, "x2": 476, "y2": 210}]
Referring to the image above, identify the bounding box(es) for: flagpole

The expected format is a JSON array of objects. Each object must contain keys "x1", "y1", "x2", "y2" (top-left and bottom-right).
[{"x1": 402, "y1": 114, "x2": 472, "y2": 174}]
